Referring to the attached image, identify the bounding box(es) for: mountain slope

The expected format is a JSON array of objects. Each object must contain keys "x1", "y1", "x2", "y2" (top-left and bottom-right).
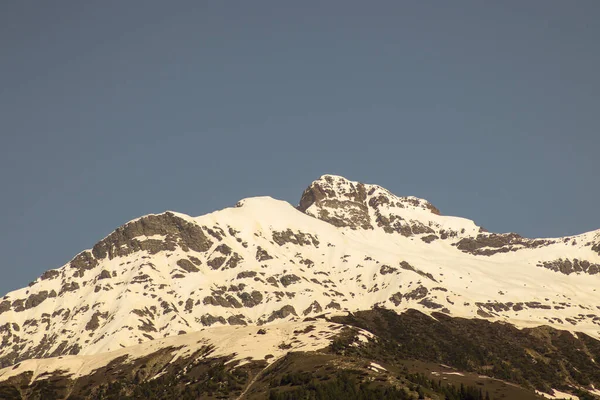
[
  {"x1": 1, "y1": 174, "x2": 599, "y2": 385},
  {"x1": 1, "y1": 310, "x2": 599, "y2": 399}
]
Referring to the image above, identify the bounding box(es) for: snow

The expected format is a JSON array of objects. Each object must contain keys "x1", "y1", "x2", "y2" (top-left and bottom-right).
[
  {"x1": 369, "y1": 362, "x2": 386, "y2": 371},
  {"x1": 0, "y1": 320, "x2": 350, "y2": 383},
  {"x1": 1, "y1": 174, "x2": 599, "y2": 374},
  {"x1": 588, "y1": 385, "x2": 600, "y2": 396},
  {"x1": 432, "y1": 371, "x2": 465, "y2": 377},
  {"x1": 536, "y1": 389, "x2": 580, "y2": 400}
]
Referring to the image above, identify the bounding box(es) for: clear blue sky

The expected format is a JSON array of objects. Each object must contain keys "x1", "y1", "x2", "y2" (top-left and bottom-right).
[{"x1": 1, "y1": 1, "x2": 599, "y2": 295}]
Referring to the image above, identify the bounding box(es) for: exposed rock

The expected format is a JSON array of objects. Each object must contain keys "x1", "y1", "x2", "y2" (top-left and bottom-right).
[
  {"x1": 24, "y1": 291, "x2": 49, "y2": 310},
  {"x1": 256, "y1": 246, "x2": 273, "y2": 261},
  {"x1": 85, "y1": 311, "x2": 106, "y2": 331},
  {"x1": 0, "y1": 301, "x2": 11, "y2": 315},
  {"x1": 2, "y1": 174, "x2": 599, "y2": 375},
  {"x1": 299, "y1": 177, "x2": 372, "y2": 230},
  {"x1": 476, "y1": 302, "x2": 513, "y2": 313},
  {"x1": 207, "y1": 256, "x2": 226, "y2": 270},
  {"x1": 40, "y1": 270, "x2": 60, "y2": 281},
  {"x1": 389, "y1": 292, "x2": 403, "y2": 306},
  {"x1": 184, "y1": 298, "x2": 194, "y2": 312},
  {"x1": 302, "y1": 301, "x2": 323, "y2": 315},
  {"x1": 237, "y1": 291, "x2": 263, "y2": 308},
  {"x1": 59, "y1": 282, "x2": 80, "y2": 296},
  {"x1": 399, "y1": 261, "x2": 436, "y2": 282},
  {"x1": 176, "y1": 259, "x2": 199, "y2": 273},
  {"x1": 379, "y1": 265, "x2": 397, "y2": 275},
  {"x1": 91, "y1": 213, "x2": 212, "y2": 260},
  {"x1": 439, "y1": 229, "x2": 459, "y2": 240},
  {"x1": 236, "y1": 271, "x2": 257, "y2": 280},
  {"x1": 272, "y1": 229, "x2": 319, "y2": 247},
  {"x1": 188, "y1": 256, "x2": 202, "y2": 266},
  {"x1": 368, "y1": 193, "x2": 390, "y2": 209},
  {"x1": 224, "y1": 253, "x2": 242, "y2": 269},
  {"x1": 280, "y1": 274, "x2": 301, "y2": 287},
  {"x1": 227, "y1": 315, "x2": 247, "y2": 326},
  {"x1": 525, "y1": 302, "x2": 552, "y2": 310},
  {"x1": 131, "y1": 274, "x2": 151, "y2": 284},
  {"x1": 202, "y1": 295, "x2": 241, "y2": 308},
  {"x1": 418, "y1": 298, "x2": 444, "y2": 309},
  {"x1": 299, "y1": 258, "x2": 314, "y2": 267},
  {"x1": 537, "y1": 258, "x2": 600, "y2": 275},
  {"x1": 203, "y1": 227, "x2": 222, "y2": 241},
  {"x1": 399, "y1": 261, "x2": 416, "y2": 272},
  {"x1": 70, "y1": 251, "x2": 98, "y2": 277},
  {"x1": 266, "y1": 277, "x2": 279, "y2": 287},
  {"x1": 299, "y1": 176, "x2": 443, "y2": 234},
  {"x1": 421, "y1": 234, "x2": 439, "y2": 243},
  {"x1": 200, "y1": 314, "x2": 226, "y2": 326},
  {"x1": 214, "y1": 244, "x2": 232, "y2": 255},
  {"x1": 97, "y1": 270, "x2": 111, "y2": 280},
  {"x1": 404, "y1": 286, "x2": 428, "y2": 301},
  {"x1": 228, "y1": 283, "x2": 245, "y2": 292},
  {"x1": 455, "y1": 233, "x2": 554, "y2": 256},
  {"x1": 11, "y1": 300, "x2": 25, "y2": 312},
  {"x1": 325, "y1": 301, "x2": 341, "y2": 310},
  {"x1": 266, "y1": 305, "x2": 297, "y2": 323},
  {"x1": 375, "y1": 213, "x2": 435, "y2": 237},
  {"x1": 227, "y1": 296, "x2": 243, "y2": 309}
]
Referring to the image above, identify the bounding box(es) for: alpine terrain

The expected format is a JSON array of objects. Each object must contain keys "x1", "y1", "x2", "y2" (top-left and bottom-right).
[{"x1": 1, "y1": 175, "x2": 599, "y2": 399}]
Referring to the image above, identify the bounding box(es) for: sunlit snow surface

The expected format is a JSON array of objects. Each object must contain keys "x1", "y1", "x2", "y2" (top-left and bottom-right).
[
  {"x1": 0, "y1": 175, "x2": 598, "y2": 372},
  {"x1": 0, "y1": 320, "x2": 353, "y2": 383},
  {"x1": 536, "y1": 389, "x2": 580, "y2": 400}
]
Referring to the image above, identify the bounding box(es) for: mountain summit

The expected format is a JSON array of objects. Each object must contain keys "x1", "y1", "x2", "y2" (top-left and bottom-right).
[{"x1": 1, "y1": 175, "x2": 599, "y2": 399}]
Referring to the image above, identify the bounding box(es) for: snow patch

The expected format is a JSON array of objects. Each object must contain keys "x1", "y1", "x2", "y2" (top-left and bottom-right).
[{"x1": 536, "y1": 389, "x2": 580, "y2": 400}]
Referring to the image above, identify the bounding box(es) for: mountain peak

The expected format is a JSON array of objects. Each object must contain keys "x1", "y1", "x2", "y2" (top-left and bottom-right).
[
  {"x1": 298, "y1": 175, "x2": 442, "y2": 232},
  {"x1": 1, "y1": 174, "x2": 599, "y2": 374}
]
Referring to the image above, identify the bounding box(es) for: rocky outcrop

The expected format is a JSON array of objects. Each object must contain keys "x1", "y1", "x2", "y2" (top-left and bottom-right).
[
  {"x1": 256, "y1": 246, "x2": 273, "y2": 261},
  {"x1": 592, "y1": 241, "x2": 600, "y2": 256},
  {"x1": 237, "y1": 291, "x2": 263, "y2": 308},
  {"x1": 1, "y1": 174, "x2": 598, "y2": 374},
  {"x1": 298, "y1": 175, "x2": 448, "y2": 238},
  {"x1": 264, "y1": 305, "x2": 297, "y2": 324},
  {"x1": 455, "y1": 233, "x2": 554, "y2": 256},
  {"x1": 176, "y1": 259, "x2": 200, "y2": 273},
  {"x1": 91, "y1": 212, "x2": 213, "y2": 260},
  {"x1": 280, "y1": 274, "x2": 301, "y2": 287},
  {"x1": 272, "y1": 229, "x2": 319, "y2": 247},
  {"x1": 302, "y1": 301, "x2": 323, "y2": 315},
  {"x1": 537, "y1": 258, "x2": 600, "y2": 275},
  {"x1": 298, "y1": 175, "x2": 373, "y2": 230}
]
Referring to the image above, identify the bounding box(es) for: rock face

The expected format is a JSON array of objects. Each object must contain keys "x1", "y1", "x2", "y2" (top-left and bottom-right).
[
  {"x1": 298, "y1": 175, "x2": 442, "y2": 233},
  {"x1": 91, "y1": 212, "x2": 213, "y2": 260},
  {"x1": 0, "y1": 174, "x2": 599, "y2": 371}
]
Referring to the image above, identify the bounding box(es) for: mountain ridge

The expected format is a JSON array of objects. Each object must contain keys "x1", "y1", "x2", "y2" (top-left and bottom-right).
[{"x1": 1, "y1": 174, "x2": 599, "y2": 372}]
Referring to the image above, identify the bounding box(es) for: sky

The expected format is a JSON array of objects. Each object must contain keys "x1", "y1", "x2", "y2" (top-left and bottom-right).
[{"x1": 1, "y1": 1, "x2": 599, "y2": 296}]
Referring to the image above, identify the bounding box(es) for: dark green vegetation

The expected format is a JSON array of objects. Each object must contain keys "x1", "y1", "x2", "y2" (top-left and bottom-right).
[
  {"x1": 0, "y1": 346, "x2": 265, "y2": 400},
  {"x1": 1, "y1": 309, "x2": 599, "y2": 399},
  {"x1": 247, "y1": 352, "x2": 514, "y2": 400},
  {"x1": 91, "y1": 360, "x2": 254, "y2": 400},
  {"x1": 332, "y1": 308, "x2": 600, "y2": 396}
]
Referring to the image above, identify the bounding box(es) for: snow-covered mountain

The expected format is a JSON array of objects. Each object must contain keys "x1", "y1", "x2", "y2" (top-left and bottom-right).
[{"x1": 1, "y1": 174, "x2": 599, "y2": 372}]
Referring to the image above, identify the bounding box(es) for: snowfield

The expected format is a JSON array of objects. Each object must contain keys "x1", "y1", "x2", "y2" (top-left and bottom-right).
[{"x1": 0, "y1": 174, "x2": 598, "y2": 371}]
